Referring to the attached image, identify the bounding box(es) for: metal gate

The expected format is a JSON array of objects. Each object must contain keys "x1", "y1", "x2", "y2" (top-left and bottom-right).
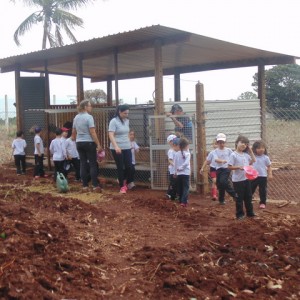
[{"x1": 149, "y1": 114, "x2": 197, "y2": 190}]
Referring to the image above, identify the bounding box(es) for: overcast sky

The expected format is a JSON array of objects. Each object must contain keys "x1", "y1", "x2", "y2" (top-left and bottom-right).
[{"x1": 1, "y1": 0, "x2": 300, "y2": 109}]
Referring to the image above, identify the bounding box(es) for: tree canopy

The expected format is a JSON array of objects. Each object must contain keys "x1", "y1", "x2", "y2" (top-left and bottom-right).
[
  {"x1": 11, "y1": 0, "x2": 95, "y2": 49},
  {"x1": 237, "y1": 91, "x2": 257, "y2": 100},
  {"x1": 252, "y1": 64, "x2": 300, "y2": 109}
]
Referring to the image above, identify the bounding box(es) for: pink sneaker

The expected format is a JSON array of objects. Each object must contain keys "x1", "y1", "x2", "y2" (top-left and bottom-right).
[
  {"x1": 259, "y1": 203, "x2": 266, "y2": 209},
  {"x1": 120, "y1": 186, "x2": 127, "y2": 194}
]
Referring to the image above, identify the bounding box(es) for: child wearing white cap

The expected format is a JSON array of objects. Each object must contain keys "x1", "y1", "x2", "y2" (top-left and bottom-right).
[{"x1": 206, "y1": 133, "x2": 237, "y2": 205}]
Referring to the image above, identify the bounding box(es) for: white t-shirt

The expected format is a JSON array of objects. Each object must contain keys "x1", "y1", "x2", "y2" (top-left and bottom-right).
[
  {"x1": 228, "y1": 151, "x2": 252, "y2": 182},
  {"x1": 49, "y1": 137, "x2": 66, "y2": 161},
  {"x1": 207, "y1": 147, "x2": 233, "y2": 169},
  {"x1": 253, "y1": 154, "x2": 271, "y2": 177},
  {"x1": 12, "y1": 138, "x2": 26, "y2": 155},
  {"x1": 167, "y1": 148, "x2": 176, "y2": 175},
  {"x1": 34, "y1": 135, "x2": 44, "y2": 155},
  {"x1": 65, "y1": 138, "x2": 79, "y2": 159},
  {"x1": 174, "y1": 150, "x2": 191, "y2": 176},
  {"x1": 131, "y1": 141, "x2": 139, "y2": 165},
  {"x1": 108, "y1": 117, "x2": 131, "y2": 150}
]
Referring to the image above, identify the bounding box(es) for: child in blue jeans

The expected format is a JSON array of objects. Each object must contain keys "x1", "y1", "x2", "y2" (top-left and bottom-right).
[
  {"x1": 228, "y1": 135, "x2": 256, "y2": 220},
  {"x1": 174, "y1": 137, "x2": 190, "y2": 207}
]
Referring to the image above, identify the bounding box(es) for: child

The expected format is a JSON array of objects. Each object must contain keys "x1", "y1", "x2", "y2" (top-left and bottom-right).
[
  {"x1": 65, "y1": 135, "x2": 81, "y2": 181},
  {"x1": 200, "y1": 138, "x2": 218, "y2": 200},
  {"x1": 228, "y1": 135, "x2": 256, "y2": 220},
  {"x1": 49, "y1": 128, "x2": 67, "y2": 182},
  {"x1": 33, "y1": 127, "x2": 47, "y2": 179},
  {"x1": 166, "y1": 135, "x2": 180, "y2": 200},
  {"x1": 174, "y1": 137, "x2": 191, "y2": 207},
  {"x1": 11, "y1": 130, "x2": 27, "y2": 175},
  {"x1": 206, "y1": 133, "x2": 237, "y2": 205},
  {"x1": 251, "y1": 140, "x2": 273, "y2": 209},
  {"x1": 127, "y1": 130, "x2": 140, "y2": 190}
]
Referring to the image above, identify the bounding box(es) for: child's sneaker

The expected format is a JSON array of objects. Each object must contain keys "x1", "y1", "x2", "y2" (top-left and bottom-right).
[
  {"x1": 211, "y1": 195, "x2": 217, "y2": 201},
  {"x1": 259, "y1": 204, "x2": 266, "y2": 209},
  {"x1": 165, "y1": 194, "x2": 171, "y2": 199},
  {"x1": 34, "y1": 176, "x2": 40, "y2": 179},
  {"x1": 180, "y1": 203, "x2": 187, "y2": 208},
  {"x1": 120, "y1": 186, "x2": 127, "y2": 194},
  {"x1": 127, "y1": 182, "x2": 135, "y2": 190}
]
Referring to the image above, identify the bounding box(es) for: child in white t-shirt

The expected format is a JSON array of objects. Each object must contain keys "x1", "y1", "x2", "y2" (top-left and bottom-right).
[
  {"x1": 127, "y1": 130, "x2": 140, "y2": 190},
  {"x1": 251, "y1": 140, "x2": 273, "y2": 209},
  {"x1": 174, "y1": 137, "x2": 191, "y2": 207},
  {"x1": 11, "y1": 130, "x2": 27, "y2": 175},
  {"x1": 228, "y1": 135, "x2": 256, "y2": 220}
]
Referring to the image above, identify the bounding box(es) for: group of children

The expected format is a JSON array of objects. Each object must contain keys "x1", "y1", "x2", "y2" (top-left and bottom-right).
[
  {"x1": 200, "y1": 133, "x2": 272, "y2": 219},
  {"x1": 12, "y1": 127, "x2": 272, "y2": 217},
  {"x1": 11, "y1": 127, "x2": 80, "y2": 182}
]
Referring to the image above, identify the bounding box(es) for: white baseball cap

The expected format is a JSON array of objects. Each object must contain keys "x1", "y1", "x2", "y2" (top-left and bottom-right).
[
  {"x1": 216, "y1": 133, "x2": 226, "y2": 142},
  {"x1": 167, "y1": 134, "x2": 177, "y2": 143}
]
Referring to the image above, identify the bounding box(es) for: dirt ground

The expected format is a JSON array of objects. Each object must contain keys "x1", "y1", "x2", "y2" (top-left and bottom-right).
[{"x1": 0, "y1": 164, "x2": 299, "y2": 300}]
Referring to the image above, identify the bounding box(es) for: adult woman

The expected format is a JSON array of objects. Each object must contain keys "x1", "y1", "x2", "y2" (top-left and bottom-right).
[
  {"x1": 166, "y1": 104, "x2": 193, "y2": 142},
  {"x1": 72, "y1": 100, "x2": 102, "y2": 191},
  {"x1": 108, "y1": 104, "x2": 132, "y2": 193}
]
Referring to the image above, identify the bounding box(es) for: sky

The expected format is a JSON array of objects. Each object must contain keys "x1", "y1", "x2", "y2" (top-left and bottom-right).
[{"x1": 1, "y1": 0, "x2": 300, "y2": 111}]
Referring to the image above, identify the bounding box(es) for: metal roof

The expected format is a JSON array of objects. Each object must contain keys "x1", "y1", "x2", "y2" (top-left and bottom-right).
[{"x1": 0, "y1": 25, "x2": 297, "y2": 82}]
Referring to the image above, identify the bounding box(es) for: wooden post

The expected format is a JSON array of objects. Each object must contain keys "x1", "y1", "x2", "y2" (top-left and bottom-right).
[
  {"x1": 15, "y1": 68, "x2": 21, "y2": 131},
  {"x1": 258, "y1": 65, "x2": 266, "y2": 141},
  {"x1": 174, "y1": 72, "x2": 181, "y2": 101},
  {"x1": 4, "y1": 95, "x2": 8, "y2": 133},
  {"x1": 114, "y1": 50, "x2": 119, "y2": 106},
  {"x1": 195, "y1": 81, "x2": 208, "y2": 194},
  {"x1": 76, "y1": 54, "x2": 84, "y2": 104},
  {"x1": 107, "y1": 80, "x2": 113, "y2": 106}
]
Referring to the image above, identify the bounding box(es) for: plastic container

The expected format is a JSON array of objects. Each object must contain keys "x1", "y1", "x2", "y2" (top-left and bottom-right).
[
  {"x1": 56, "y1": 173, "x2": 69, "y2": 193},
  {"x1": 243, "y1": 166, "x2": 258, "y2": 180}
]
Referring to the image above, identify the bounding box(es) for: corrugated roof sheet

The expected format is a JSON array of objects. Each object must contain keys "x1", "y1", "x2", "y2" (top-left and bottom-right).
[{"x1": 0, "y1": 25, "x2": 298, "y2": 81}]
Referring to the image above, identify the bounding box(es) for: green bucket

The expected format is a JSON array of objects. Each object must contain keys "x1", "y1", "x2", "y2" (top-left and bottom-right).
[{"x1": 56, "y1": 173, "x2": 69, "y2": 193}]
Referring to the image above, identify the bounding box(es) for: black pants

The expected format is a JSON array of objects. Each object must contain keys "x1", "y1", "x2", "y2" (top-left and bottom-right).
[
  {"x1": 76, "y1": 142, "x2": 99, "y2": 188},
  {"x1": 53, "y1": 160, "x2": 66, "y2": 182},
  {"x1": 216, "y1": 168, "x2": 237, "y2": 203},
  {"x1": 251, "y1": 176, "x2": 268, "y2": 205},
  {"x1": 167, "y1": 173, "x2": 178, "y2": 200},
  {"x1": 70, "y1": 158, "x2": 81, "y2": 180},
  {"x1": 111, "y1": 149, "x2": 132, "y2": 187},
  {"x1": 177, "y1": 175, "x2": 190, "y2": 204},
  {"x1": 34, "y1": 154, "x2": 45, "y2": 177},
  {"x1": 127, "y1": 164, "x2": 136, "y2": 184},
  {"x1": 14, "y1": 154, "x2": 26, "y2": 174},
  {"x1": 233, "y1": 180, "x2": 254, "y2": 218}
]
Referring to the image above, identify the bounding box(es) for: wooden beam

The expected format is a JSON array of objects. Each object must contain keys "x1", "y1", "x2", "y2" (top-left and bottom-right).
[
  {"x1": 258, "y1": 65, "x2": 266, "y2": 141},
  {"x1": 14, "y1": 68, "x2": 21, "y2": 131},
  {"x1": 174, "y1": 72, "x2": 181, "y2": 101},
  {"x1": 76, "y1": 54, "x2": 84, "y2": 104},
  {"x1": 114, "y1": 50, "x2": 119, "y2": 106}
]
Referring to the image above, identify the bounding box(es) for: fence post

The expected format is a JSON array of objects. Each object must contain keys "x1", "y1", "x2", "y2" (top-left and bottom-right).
[
  {"x1": 196, "y1": 82, "x2": 208, "y2": 194},
  {"x1": 5, "y1": 95, "x2": 9, "y2": 133}
]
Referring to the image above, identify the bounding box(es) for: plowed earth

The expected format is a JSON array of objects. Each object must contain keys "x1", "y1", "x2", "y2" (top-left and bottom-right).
[{"x1": 0, "y1": 165, "x2": 299, "y2": 300}]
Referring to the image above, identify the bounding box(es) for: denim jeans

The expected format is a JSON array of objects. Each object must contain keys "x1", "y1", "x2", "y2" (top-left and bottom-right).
[
  {"x1": 76, "y1": 142, "x2": 98, "y2": 188},
  {"x1": 14, "y1": 154, "x2": 26, "y2": 174},
  {"x1": 251, "y1": 176, "x2": 268, "y2": 205},
  {"x1": 177, "y1": 175, "x2": 190, "y2": 204}
]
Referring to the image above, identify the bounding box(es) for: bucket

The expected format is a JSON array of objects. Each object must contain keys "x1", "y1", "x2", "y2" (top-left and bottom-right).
[
  {"x1": 56, "y1": 173, "x2": 69, "y2": 193},
  {"x1": 243, "y1": 166, "x2": 258, "y2": 181}
]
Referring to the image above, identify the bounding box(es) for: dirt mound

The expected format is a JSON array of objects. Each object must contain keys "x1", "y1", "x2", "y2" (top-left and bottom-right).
[{"x1": 0, "y1": 166, "x2": 299, "y2": 299}]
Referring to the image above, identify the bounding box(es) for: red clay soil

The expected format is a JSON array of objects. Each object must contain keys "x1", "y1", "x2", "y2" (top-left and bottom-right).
[{"x1": 0, "y1": 165, "x2": 299, "y2": 300}]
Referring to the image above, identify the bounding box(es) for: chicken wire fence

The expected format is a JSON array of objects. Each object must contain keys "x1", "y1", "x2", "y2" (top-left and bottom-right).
[{"x1": 0, "y1": 106, "x2": 299, "y2": 203}]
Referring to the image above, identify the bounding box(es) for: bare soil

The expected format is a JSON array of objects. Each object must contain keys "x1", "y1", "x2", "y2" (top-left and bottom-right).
[{"x1": 0, "y1": 164, "x2": 299, "y2": 300}]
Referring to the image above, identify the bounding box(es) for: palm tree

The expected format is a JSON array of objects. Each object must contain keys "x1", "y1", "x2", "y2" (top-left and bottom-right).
[{"x1": 11, "y1": 0, "x2": 95, "y2": 50}]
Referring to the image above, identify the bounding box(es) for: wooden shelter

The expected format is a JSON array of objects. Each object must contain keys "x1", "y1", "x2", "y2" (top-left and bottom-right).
[{"x1": 0, "y1": 25, "x2": 298, "y2": 191}]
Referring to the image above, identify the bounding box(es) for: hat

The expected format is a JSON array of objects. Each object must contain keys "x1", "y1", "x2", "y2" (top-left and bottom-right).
[
  {"x1": 170, "y1": 104, "x2": 183, "y2": 113},
  {"x1": 244, "y1": 166, "x2": 258, "y2": 180},
  {"x1": 61, "y1": 127, "x2": 69, "y2": 132},
  {"x1": 35, "y1": 127, "x2": 42, "y2": 133},
  {"x1": 167, "y1": 134, "x2": 177, "y2": 143},
  {"x1": 172, "y1": 137, "x2": 180, "y2": 145},
  {"x1": 216, "y1": 133, "x2": 226, "y2": 142}
]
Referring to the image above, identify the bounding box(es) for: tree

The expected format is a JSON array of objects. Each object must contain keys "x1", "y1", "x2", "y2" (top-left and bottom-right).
[
  {"x1": 252, "y1": 64, "x2": 300, "y2": 109},
  {"x1": 11, "y1": 0, "x2": 95, "y2": 49},
  {"x1": 84, "y1": 89, "x2": 107, "y2": 104},
  {"x1": 237, "y1": 91, "x2": 257, "y2": 100}
]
